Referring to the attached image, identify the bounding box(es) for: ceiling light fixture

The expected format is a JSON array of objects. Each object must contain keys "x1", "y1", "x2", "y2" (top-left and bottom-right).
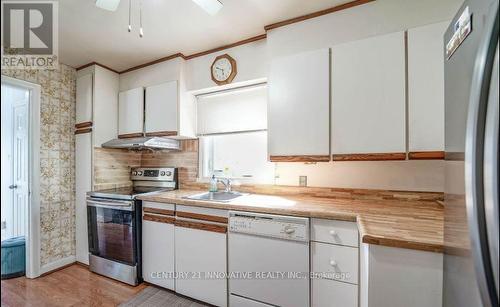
[
  {"x1": 192, "y1": 0, "x2": 223, "y2": 16},
  {"x1": 95, "y1": 0, "x2": 120, "y2": 11}
]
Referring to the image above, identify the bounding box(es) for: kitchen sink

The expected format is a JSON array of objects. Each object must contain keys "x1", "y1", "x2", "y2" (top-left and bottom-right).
[{"x1": 184, "y1": 191, "x2": 247, "y2": 202}]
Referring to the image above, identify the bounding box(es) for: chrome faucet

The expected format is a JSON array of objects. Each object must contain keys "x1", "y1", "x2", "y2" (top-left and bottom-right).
[{"x1": 217, "y1": 178, "x2": 232, "y2": 193}]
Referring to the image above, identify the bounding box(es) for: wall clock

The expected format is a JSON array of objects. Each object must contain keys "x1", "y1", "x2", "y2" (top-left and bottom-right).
[{"x1": 211, "y1": 54, "x2": 237, "y2": 85}]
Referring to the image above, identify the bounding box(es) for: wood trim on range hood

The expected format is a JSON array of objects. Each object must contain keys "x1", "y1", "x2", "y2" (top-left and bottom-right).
[{"x1": 76, "y1": 0, "x2": 374, "y2": 74}]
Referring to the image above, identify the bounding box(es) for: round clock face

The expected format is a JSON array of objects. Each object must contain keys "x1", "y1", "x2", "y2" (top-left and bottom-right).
[{"x1": 212, "y1": 57, "x2": 233, "y2": 82}]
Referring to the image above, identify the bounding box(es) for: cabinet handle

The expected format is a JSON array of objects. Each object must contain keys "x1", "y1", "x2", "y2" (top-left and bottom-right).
[
  {"x1": 284, "y1": 227, "x2": 295, "y2": 234},
  {"x1": 329, "y1": 259, "x2": 337, "y2": 267},
  {"x1": 329, "y1": 230, "x2": 337, "y2": 236}
]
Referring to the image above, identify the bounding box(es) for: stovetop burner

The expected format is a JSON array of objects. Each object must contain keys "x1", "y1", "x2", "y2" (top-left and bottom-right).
[
  {"x1": 87, "y1": 167, "x2": 178, "y2": 200},
  {"x1": 88, "y1": 186, "x2": 174, "y2": 200}
]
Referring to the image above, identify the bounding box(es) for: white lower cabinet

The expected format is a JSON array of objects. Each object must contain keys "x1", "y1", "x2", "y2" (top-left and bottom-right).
[
  {"x1": 312, "y1": 278, "x2": 358, "y2": 307},
  {"x1": 142, "y1": 202, "x2": 175, "y2": 290},
  {"x1": 311, "y1": 219, "x2": 359, "y2": 307},
  {"x1": 175, "y1": 226, "x2": 227, "y2": 307}
]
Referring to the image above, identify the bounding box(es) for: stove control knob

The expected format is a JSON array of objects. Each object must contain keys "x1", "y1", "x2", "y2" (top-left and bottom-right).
[
  {"x1": 137, "y1": 171, "x2": 143, "y2": 176},
  {"x1": 160, "y1": 171, "x2": 166, "y2": 176},
  {"x1": 166, "y1": 171, "x2": 172, "y2": 176},
  {"x1": 133, "y1": 171, "x2": 138, "y2": 176}
]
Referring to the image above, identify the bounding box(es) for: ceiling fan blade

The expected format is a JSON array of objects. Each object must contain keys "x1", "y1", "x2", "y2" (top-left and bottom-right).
[
  {"x1": 192, "y1": 0, "x2": 223, "y2": 15},
  {"x1": 95, "y1": 0, "x2": 121, "y2": 11}
]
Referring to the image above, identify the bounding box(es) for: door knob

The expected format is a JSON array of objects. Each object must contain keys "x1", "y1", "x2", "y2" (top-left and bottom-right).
[{"x1": 9, "y1": 185, "x2": 18, "y2": 189}]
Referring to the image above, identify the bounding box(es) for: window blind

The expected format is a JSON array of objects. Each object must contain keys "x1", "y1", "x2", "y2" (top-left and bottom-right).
[{"x1": 196, "y1": 84, "x2": 267, "y2": 135}]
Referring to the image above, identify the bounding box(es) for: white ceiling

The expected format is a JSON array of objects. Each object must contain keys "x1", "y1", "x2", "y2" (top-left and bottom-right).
[{"x1": 59, "y1": 0, "x2": 351, "y2": 71}]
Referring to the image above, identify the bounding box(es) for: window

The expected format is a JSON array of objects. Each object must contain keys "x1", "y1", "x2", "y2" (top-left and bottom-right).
[{"x1": 197, "y1": 84, "x2": 275, "y2": 184}]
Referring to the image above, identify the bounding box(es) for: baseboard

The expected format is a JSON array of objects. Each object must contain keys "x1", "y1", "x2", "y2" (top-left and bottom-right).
[{"x1": 40, "y1": 255, "x2": 76, "y2": 276}]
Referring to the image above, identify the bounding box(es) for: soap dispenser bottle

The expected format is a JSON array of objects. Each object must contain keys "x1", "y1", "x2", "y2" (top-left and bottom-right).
[{"x1": 209, "y1": 175, "x2": 218, "y2": 192}]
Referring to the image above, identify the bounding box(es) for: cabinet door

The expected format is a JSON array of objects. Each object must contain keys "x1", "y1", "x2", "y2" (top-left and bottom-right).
[
  {"x1": 331, "y1": 32, "x2": 406, "y2": 158},
  {"x1": 408, "y1": 22, "x2": 448, "y2": 157},
  {"x1": 142, "y1": 214, "x2": 175, "y2": 290},
  {"x1": 312, "y1": 278, "x2": 358, "y2": 307},
  {"x1": 118, "y1": 87, "x2": 144, "y2": 136},
  {"x1": 175, "y1": 226, "x2": 227, "y2": 307},
  {"x1": 76, "y1": 74, "x2": 93, "y2": 124},
  {"x1": 145, "y1": 81, "x2": 178, "y2": 135},
  {"x1": 268, "y1": 48, "x2": 330, "y2": 161},
  {"x1": 75, "y1": 132, "x2": 92, "y2": 265}
]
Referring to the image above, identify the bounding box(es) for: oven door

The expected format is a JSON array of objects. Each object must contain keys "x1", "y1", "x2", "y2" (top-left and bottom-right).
[{"x1": 87, "y1": 197, "x2": 137, "y2": 266}]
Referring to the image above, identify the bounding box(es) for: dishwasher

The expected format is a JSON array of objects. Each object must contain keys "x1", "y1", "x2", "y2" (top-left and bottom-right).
[{"x1": 228, "y1": 211, "x2": 310, "y2": 307}]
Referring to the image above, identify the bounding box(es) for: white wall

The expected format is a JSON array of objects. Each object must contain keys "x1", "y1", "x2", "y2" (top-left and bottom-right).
[
  {"x1": 119, "y1": 57, "x2": 184, "y2": 91},
  {"x1": 185, "y1": 39, "x2": 267, "y2": 91},
  {"x1": 266, "y1": 0, "x2": 461, "y2": 58},
  {"x1": 275, "y1": 160, "x2": 444, "y2": 192}
]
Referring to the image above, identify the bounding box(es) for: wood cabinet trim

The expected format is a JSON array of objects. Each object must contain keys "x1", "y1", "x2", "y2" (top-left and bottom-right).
[
  {"x1": 75, "y1": 121, "x2": 92, "y2": 129},
  {"x1": 75, "y1": 128, "x2": 92, "y2": 135},
  {"x1": 174, "y1": 219, "x2": 227, "y2": 234},
  {"x1": 332, "y1": 153, "x2": 406, "y2": 161},
  {"x1": 143, "y1": 214, "x2": 175, "y2": 224},
  {"x1": 270, "y1": 155, "x2": 331, "y2": 162},
  {"x1": 76, "y1": 61, "x2": 120, "y2": 74},
  {"x1": 144, "y1": 131, "x2": 178, "y2": 137},
  {"x1": 408, "y1": 151, "x2": 445, "y2": 160},
  {"x1": 264, "y1": 0, "x2": 374, "y2": 31},
  {"x1": 176, "y1": 211, "x2": 228, "y2": 224},
  {"x1": 118, "y1": 132, "x2": 144, "y2": 139},
  {"x1": 143, "y1": 207, "x2": 175, "y2": 216}
]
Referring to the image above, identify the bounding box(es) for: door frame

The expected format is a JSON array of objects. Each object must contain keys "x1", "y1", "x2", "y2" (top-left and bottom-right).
[{"x1": 1, "y1": 75, "x2": 41, "y2": 278}]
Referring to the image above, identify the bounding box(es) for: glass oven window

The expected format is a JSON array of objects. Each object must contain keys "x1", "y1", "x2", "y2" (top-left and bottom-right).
[{"x1": 88, "y1": 206, "x2": 136, "y2": 265}]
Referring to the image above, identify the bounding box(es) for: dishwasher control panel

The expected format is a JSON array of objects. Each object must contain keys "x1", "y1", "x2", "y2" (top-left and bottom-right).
[{"x1": 229, "y1": 211, "x2": 309, "y2": 242}]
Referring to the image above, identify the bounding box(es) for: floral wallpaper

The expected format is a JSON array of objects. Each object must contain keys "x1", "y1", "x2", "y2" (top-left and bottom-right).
[{"x1": 1, "y1": 65, "x2": 76, "y2": 266}]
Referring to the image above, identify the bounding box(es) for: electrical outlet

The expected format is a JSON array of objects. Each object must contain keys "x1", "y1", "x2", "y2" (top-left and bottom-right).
[{"x1": 299, "y1": 176, "x2": 307, "y2": 187}]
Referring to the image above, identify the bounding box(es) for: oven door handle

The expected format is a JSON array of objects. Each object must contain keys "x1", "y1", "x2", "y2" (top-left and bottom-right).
[{"x1": 87, "y1": 198, "x2": 134, "y2": 211}]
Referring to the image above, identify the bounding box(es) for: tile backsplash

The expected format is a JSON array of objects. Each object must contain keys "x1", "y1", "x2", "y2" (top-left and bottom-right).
[{"x1": 93, "y1": 139, "x2": 199, "y2": 189}]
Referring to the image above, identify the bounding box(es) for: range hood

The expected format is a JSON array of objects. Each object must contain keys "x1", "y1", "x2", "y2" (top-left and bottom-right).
[{"x1": 101, "y1": 137, "x2": 180, "y2": 150}]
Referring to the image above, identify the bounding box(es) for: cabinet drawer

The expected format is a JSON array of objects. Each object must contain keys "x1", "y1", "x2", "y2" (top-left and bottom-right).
[
  {"x1": 311, "y1": 218, "x2": 358, "y2": 247},
  {"x1": 143, "y1": 201, "x2": 175, "y2": 212},
  {"x1": 312, "y1": 278, "x2": 358, "y2": 307},
  {"x1": 311, "y1": 242, "x2": 358, "y2": 284}
]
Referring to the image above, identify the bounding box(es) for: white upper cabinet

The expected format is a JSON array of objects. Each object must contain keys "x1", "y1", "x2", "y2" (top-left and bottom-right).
[
  {"x1": 76, "y1": 73, "x2": 93, "y2": 124},
  {"x1": 331, "y1": 31, "x2": 406, "y2": 155},
  {"x1": 268, "y1": 48, "x2": 330, "y2": 160},
  {"x1": 145, "y1": 81, "x2": 178, "y2": 135},
  {"x1": 408, "y1": 21, "x2": 448, "y2": 154},
  {"x1": 118, "y1": 87, "x2": 144, "y2": 136}
]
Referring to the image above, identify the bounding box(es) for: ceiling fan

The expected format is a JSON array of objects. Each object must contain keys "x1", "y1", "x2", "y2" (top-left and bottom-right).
[{"x1": 95, "y1": 0, "x2": 223, "y2": 15}]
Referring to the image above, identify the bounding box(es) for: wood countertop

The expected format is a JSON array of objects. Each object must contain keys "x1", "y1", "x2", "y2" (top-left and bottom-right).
[{"x1": 138, "y1": 189, "x2": 444, "y2": 253}]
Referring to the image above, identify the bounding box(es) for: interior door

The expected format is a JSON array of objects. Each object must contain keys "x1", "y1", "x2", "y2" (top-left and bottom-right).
[{"x1": 12, "y1": 87, "x2": 30, "y2": 238}]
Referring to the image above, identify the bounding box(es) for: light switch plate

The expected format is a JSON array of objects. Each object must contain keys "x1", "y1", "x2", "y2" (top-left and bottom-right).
[{"x1": 299, "y1": 176, "x2": 307, "y2": 187}]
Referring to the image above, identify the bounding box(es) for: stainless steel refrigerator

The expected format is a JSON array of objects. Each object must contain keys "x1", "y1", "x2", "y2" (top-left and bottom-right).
[{"x1": 443, "y1": 0, "x2": 498, "y2": 307}]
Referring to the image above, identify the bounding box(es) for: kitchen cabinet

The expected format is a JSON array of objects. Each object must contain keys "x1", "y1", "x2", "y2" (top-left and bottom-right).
[
  {"x1": 175, "y1": 205, "x2": 228, "y2": 307},
  {"x1": 76, "y1": 74, "x2": 93, "y2": 124},
  {"x1": 359, "y1": 244, "x2": 443, "y2": 307},
  {"x1": 118, "y1": 87, "x2": 144, "y2": 137},
  {"x1": 75, "y1": 64, "x2": 119, "y2": 264},
  {"x1": 268, "y1": 48, "x2": 330, "y2": 162},
  {"x1": 142, "y1": 202, "x2": 175, "y2": 290},
  {"x1": 145, "y1": 81, "x2": 178, "y2": 136},
  {"x1": 407, "y1": 21, "x2": 448, "y2": 159},
  {"x1": 311, "y1": 219, "x2": 359, "y2": 307},
  {"x1": 75, "y1": 132, "x2": 92, "y2": 265},
  {"x1": 331, "y1": 31, "x2": 406, "y2": 160}
]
